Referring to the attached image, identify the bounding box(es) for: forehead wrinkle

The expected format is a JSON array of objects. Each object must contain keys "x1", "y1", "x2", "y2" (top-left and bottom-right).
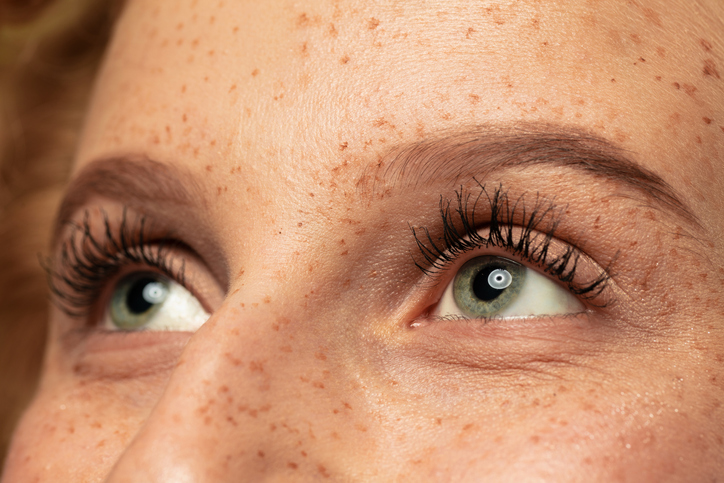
[
  {"x1": 361, "y1": 123, "x2": 702, "y2": 232},
  {"x1": 55, "y1": 156, "x2": 202, "y2": 242}
]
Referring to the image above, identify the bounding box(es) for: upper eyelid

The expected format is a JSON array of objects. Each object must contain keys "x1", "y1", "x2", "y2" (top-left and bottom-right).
[
  {"x1": 411, "y1": 184, "x2": 613, "y2": 302},
  {"x1": 47, "y1": 209, "x2": 188, "y2": 318}
]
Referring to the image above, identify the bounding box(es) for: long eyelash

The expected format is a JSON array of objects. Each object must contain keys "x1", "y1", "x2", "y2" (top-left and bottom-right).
[
  {"x1": 44, "y1": 207, "x2": 185, "y2": 318},
  {"x1": 411, "y1": 182, "x2": 611, "y2": 302}
]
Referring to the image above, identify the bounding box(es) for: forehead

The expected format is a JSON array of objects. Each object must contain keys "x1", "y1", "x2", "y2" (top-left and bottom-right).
[{"x1": 75, "y1": 0, "x2": 723, "y2": 211}]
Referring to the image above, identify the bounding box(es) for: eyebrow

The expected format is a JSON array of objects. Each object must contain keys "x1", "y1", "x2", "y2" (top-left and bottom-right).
[
  {"x1": 364, "y1": 124, "x2": 701, "y2": 231},
  {"x1": 57, "y1": 125, "x2": 701, "y2": 244},
  {"x1": 54, "y1": 156, "x2": 200, "y2": 240}
]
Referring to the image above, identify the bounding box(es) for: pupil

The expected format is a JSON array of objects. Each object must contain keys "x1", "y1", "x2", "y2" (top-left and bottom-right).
[
  {"x1": 126, "y1": 277, "x2": 159, "y2": 314},
  {"x1": 472, "y1": 266, "x2": 508, "y2": 301}
]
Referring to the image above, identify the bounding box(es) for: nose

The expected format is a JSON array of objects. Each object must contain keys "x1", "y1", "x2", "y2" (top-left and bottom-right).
[{"x1": 103, "y1": 300, "x2": 365, "y2": 482}]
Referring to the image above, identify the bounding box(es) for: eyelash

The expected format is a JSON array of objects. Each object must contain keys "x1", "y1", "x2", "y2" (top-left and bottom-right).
[
  {"x1": 46, "y1": 208, "x2": 185, "y2": 318},
  {"x1": 411, "y1": 182, "x2": 611, "y2": 304}
]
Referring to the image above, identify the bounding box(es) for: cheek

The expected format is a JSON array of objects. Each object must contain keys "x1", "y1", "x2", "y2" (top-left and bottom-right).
[
  {"x1": 3, "y1": 381, "x2": 149, "y2": 481},
  {"x1": 390, "y1": 382, "x2": 724, "y2": 481}
]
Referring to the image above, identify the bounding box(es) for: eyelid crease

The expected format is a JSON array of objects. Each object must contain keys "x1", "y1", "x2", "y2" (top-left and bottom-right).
[
  {"x1": 364, "y1": 123, "x2": 702, "y2": 234},
  {"x1": 411, "y1": 182, "x2": 614, "y2": 306}
]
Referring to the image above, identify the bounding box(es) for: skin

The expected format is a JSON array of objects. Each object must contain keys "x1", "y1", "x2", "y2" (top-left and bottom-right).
[{"x1": 3, "y1": 0, "x2": 724, "y2": 481}]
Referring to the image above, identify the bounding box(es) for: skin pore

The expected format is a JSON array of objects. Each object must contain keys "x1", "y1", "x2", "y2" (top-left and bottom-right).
[{"x1": 3, "y1": 0, "x2": 724, "y2": 481}]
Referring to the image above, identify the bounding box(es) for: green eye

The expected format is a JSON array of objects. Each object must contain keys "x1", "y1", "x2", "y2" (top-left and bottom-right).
[
  {"x1": 452, "y1": 256, "x2": 526, "y2": 318},
  {"x1": 110, "y1": 273, "x2": 170, "y2": 330}
]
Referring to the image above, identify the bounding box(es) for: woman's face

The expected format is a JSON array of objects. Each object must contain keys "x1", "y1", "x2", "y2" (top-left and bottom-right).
[{"x1": 5, "y1": 0, "x2": 724, "y2": 481}]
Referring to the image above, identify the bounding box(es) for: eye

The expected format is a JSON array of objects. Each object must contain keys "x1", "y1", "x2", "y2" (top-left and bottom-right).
[
  {"x1": 434, "y1": 255, "x2": 584, "y2": 319},
  {"x1": 104, "y1": 272, "x2": 210, "y2": 331}
]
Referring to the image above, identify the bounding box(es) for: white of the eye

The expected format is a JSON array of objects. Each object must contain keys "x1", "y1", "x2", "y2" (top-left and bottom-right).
[
  {"x1": 143, "y1": 282, "x2": 168, "y2": 304},
  {"x1": 104, "y1": 280, "x2": 210, "y2": 332},
  {"x1": 488, "y1": 269, "x2": 512, "y2": 289},
  {"x1": 434, "y1": 265, "x2": 584, "y2": 319},
  {"x1": 497, "y1": 269, "x2": 583, "y2": 317}
]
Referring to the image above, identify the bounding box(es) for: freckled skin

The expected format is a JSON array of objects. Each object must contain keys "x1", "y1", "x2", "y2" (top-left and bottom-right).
[{"x1": 4, "y1": 0, "x2": 724, "y2": 482}]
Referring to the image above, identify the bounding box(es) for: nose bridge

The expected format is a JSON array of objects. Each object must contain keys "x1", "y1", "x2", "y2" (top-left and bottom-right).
[{"x1": 104, "y1": 301, "x2": 324, "y2": 482}]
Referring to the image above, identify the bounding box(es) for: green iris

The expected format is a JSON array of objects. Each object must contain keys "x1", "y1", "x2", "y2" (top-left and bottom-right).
[
  {"x1": 109, "y1": 273, "x2": 170, "y2": 330},
  {"x1": 452, "y1": 256, "x2": 526, "y2": 318}
]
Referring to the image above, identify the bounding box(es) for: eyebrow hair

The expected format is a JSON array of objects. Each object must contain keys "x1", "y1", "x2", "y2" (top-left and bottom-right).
[
  {"x1": 54, "y1": 156, "x2": 200, "y2": 241},
  {"x1": 364, "y1": 124, "x2": 701, "y2": 231}
]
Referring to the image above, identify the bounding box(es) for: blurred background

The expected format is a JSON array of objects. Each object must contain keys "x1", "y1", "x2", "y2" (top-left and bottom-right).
[{"x1": 0, "y1": 0, "x2": 117, "y2": 471}]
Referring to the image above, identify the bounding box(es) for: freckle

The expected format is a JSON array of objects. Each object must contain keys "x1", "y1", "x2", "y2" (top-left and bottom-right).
[
  {"x1": 318, "y1": 465, "x2": 330, "y2": 478},
  {"x1": 700, "y1": 38, "x2": 713, "y2": 52},
  {"x1": 703, "y1": 59, "x2": 720, "y2": 79},
  {"x1": 340, "y1": 55, "x2": 350, "y2": 64},
  {"x1": 300, "y1": 42, "x2": 308, "y2": 55},
  {"x1": 287, "y1": 462, "x2": 298, "y2": 470},
  {"x1": 343, "y1": 402, "x2": 352, "y2": 410},
  {"x1": 656, "y1": 46, "x2": 666, "y2": 58},
  {"x1": 176, "y1": 22, "x2": 184, "y2": 30},
  {"x1": 204, "y1": 416, "x2": 212, "y2": 426},
  {"x1": 682, "y1": 83, "x2": 697, "y2": 97},
  {"x1": 462, "y1": 423, "x2": 474, "y2": 431},
  {"x1": 672, "y1": 82, "x2": 680, "y2": 89},
  {"x1": 208, "y1": 49, "x2": 215, "y2": 56},
  {"x1": 176, "y1": 38, "x2": 184, "y2": 46},
  {"x1": 610, "y1": 78, "x2": 616, "y2": 83},
  {"x1": 655, "y1": 76, "x2": 661, "y2": 81},
  {"x1": 436, "y1": 418, "x2": 442, "y2": 425},
  {"x1": 225, "y1": 352, "x2": 243, "y2": 366},
  {"x1": 258, "y1": 450, "x2": 265, "y2": 458},
  {"x1": 629, "y1": 33, "x2": 641, "y2": 44},
  {"x1": 368, "y1": 17, "x2": 380, "y2": 29},
  {"x1": 309, "y1": 192, "x2": 315, "y2": 197},
  {"x1": 313, "y1": 381, "x2": 325, "y2": 389},
  {"x1": 301, "y1": 450, "x2": 308, "y2": 457},
  {"x1": 182, "y1": 113, "x2": 187, "y2": 122},
  {"x1": 181, "y1": 84, "x2": 187, "y2": 93},
  {"x1": 280, "y1": 345, "x2": 292, "y2": 353},
  {"x1": 263, "y1": 295, "x2": 271, "y2": 304},
  {"x1": 210, "y1": 16, "x2": 216, "y2": 24},
  {"x1": 355, "y1": 424, "x2": 368, "y2": 432},
  {"x1": 530, "y1": 435, "x2": 540, "y2": 444},
  {"x1": 229, "y1": 84, "x2": 237, "y2": 93},
  {"x1": 696, "y1": 136, "x2": 702, "y2": 144}
]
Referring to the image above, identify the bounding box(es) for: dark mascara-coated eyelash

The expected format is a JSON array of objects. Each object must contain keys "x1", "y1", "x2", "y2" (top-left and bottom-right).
[
  {"x1": 411, "y1": 182, "x2": 611, "y2": 302},
  {"x1": 45, "y1": 208, "x2": 185, "y2": 318}
]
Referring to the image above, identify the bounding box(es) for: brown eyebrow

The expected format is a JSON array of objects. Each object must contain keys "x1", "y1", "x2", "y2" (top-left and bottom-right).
[
  {"x1": 54, "y1": 156, "x2": 201, "y2": 241},
  {"x1": 57, "y1": 125, "x2": 701, "y2": 246},
  {"x1": 361, "y1": 124, "x2": 701, "y2": 231}
]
